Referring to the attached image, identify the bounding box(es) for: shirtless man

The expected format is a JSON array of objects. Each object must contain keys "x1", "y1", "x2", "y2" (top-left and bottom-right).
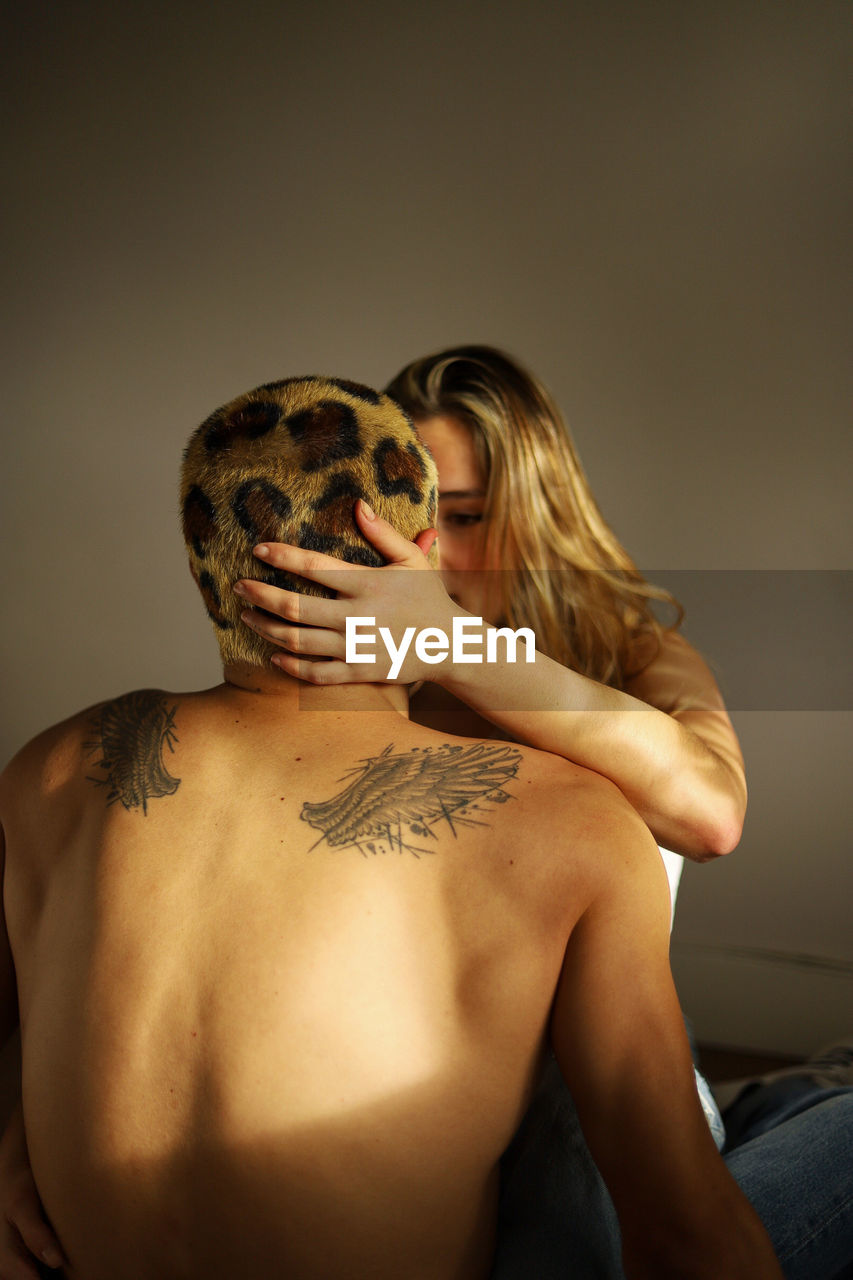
[{"x1": 0, "y1": 376, "x2": 780, "y2": 1279}]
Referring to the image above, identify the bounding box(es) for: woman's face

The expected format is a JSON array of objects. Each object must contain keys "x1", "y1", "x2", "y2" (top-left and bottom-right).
[{"x1": 416, "y1": 414, "x2": 503, "y2": 620}]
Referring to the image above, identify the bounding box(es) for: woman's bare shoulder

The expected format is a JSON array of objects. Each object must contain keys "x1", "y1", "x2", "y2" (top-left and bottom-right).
[{"x1": 625, "y1": 629, "x2": 728, "y2": 716}]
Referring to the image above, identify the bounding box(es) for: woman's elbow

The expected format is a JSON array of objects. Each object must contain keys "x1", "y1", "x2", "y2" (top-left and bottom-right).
[
  {"x1": 699, "y1": 817, "x2": 743, "y2": 860},
  {"x1": 658, "y1": 805, "x2": 743, "y2": 863},
  {"x1": 696, "y1": 791, "x2": 746, "y2": 861},
  {"x1": 693, "y1": 755, "x2": 748, "y2": 860}
]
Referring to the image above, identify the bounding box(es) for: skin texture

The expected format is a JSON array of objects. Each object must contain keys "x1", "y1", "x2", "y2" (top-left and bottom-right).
[{"x1": 0, "y1": 670, "x2": 780, "y2": 1280}]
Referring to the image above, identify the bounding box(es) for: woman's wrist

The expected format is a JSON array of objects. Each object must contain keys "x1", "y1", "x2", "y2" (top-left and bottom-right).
[{"x1": 435, "y1": 634, "x2": 600, "y2": 714}]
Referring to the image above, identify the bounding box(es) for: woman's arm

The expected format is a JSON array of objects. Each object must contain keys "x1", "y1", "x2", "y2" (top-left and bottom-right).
[
  {"x1": 435, "y1": 628, "x2": 745, "y2": 861},
  {"x1": 234, "y1": 504, "x2": 745, "y2": 860}
]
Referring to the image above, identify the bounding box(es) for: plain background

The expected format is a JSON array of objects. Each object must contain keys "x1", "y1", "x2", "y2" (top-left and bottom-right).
[{"x1": 2, "y1": 0, "x2": 851, "y2": 1053}]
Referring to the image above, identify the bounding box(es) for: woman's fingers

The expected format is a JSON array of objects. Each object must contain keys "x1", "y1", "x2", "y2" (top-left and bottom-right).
[
  {"x1": 354, "y1": 501, "x2": 433, "y2": 565},
  {"x1": 236, "y1": 507, "x2": 447, "y2": 683},
  {"x1": 232, "y1": 580, "x2": 342, "y2": 628},
  {"x1": 0, "y1": 1237, "x2": 48, "y2": 1280},
  {"x1": 2, "y1": 1174, "x2": 65, "y2": 1276},
  {"x1": 240, "y1": 611, "x2": 346, "y2": 659},
  {"x1": 0, "y1": 1101, "x2": 65, "y2": 1280},
  {"x1": 252, "y1": 542, "x2": 371, "y2": 593},
  {"x1": 413, "y1": 527, "x2": 439, "y2": 557}
]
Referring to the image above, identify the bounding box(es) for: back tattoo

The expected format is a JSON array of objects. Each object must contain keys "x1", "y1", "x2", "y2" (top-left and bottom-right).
[
  {"x1": 301, "y1": 742, "x2": 521, "y2": 858},
  {"x1": 86, "y1": 690, "x2": 181, "y2": 815}
]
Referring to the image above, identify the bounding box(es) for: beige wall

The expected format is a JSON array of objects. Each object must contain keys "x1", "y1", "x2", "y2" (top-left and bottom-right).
[{"x1": 2, "y1": 0, "x2": 851, "y2": 1053}]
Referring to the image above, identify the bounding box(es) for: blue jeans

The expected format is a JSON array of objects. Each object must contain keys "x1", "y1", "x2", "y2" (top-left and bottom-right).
[
  {"x1": 491, "y1": 1057, "x2": 853, "y2": 1280},
  {"x1": 724, "y1": 1078, "x2": 853, "y2": 1280}
]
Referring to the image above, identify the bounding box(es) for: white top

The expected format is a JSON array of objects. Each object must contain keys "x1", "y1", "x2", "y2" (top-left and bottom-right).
[{"x1": 660, "y1": 846, "x2": 685, "y2": 930}]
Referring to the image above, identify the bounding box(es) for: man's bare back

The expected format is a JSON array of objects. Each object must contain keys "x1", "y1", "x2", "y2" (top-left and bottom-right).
[
  {"x1": 0, "y1": 371, "x2": 781, "y2": 1279},
  {"x1": 0, "y1": 673, "x2": 628, "y2": 1280}
]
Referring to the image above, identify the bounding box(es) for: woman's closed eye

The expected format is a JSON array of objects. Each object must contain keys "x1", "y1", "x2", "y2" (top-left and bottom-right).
[{"x1": 441, "y1": 511, "x2": 483, "y2": 528}]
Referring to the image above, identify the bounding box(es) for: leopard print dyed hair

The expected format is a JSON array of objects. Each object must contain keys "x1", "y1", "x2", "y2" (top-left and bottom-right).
[{"x1": 181, "y1": 376, "x2": 438, "y2": 668}]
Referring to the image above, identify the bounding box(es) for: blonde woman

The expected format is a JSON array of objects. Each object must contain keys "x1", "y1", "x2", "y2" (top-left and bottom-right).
[
  {"x1": 231, "y1": 346, "x2": 853, "y2": 1279},
  {"x1": 240, "y1": 345, "x2": 745, "y2": 873}
]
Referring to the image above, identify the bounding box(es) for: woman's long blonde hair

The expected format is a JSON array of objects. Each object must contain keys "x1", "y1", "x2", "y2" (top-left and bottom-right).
[{"x1": 386, "y1": 345, "x2": 682, "y2": 689}]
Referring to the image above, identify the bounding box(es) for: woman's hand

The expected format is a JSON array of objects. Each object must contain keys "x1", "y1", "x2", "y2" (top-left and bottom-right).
[
  {"x1": 233, "y1": 501, "x2": 457, "y2": 686},
  {"x1": 0, "y1": 1104, "x2": 64, "y2": 1278}
]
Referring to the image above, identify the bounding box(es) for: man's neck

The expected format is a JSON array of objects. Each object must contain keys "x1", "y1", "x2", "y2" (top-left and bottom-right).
[{"x1": 222, "y1": 662, "x2": 410, "y2": 718}]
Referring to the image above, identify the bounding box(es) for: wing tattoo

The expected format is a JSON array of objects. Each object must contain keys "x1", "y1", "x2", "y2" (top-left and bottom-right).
[
  {"x1": 86, "y1": 689, "x2": 180, "y2": 815},
  {"x1": 300, "y1": 742, "x2": 521, "y2": 857}
]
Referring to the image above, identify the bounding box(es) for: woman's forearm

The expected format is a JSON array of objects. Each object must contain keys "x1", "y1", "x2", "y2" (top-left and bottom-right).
[
  {"x1": 232, "y1": 535, "x2": 746, "y2": 858},
  {"x1": 436, "y1": 636, "x2": 745, "y2": 860}
]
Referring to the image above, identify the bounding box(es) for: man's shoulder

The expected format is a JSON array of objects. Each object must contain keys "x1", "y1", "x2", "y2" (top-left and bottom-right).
[
  {"x1": 492, "y1": 745, "x2": 665, "y2": 917},
  {"x1": 501, "y1": 742, "x2": 633, "y2": 822},
  {"x1": 412, "y1": 730, "x2": 638, "y2": 846},
  {"x1": 0, "y1": 688, "x2": 181, "y2": 806}
]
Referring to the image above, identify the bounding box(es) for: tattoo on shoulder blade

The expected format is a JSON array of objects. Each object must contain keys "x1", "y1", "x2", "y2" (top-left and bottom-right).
[
  {"x1": 85, "y1": 690, "x2": 181, "y2": 815},
  {"x1": 300, "y1": 742, "x2": 521, "y2": 858}
]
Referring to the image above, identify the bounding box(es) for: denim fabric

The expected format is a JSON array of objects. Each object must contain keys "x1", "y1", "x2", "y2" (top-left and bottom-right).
[
  {"x1": 492, "y1": 1055, "x2": 622, "y2": 1280},
  {"x1": 491, "y1": 1059, "x2": 853, "y2": 1280},
  {"x1": 724, "y1": 1081, "x2": 853, "y2": 1280}
]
